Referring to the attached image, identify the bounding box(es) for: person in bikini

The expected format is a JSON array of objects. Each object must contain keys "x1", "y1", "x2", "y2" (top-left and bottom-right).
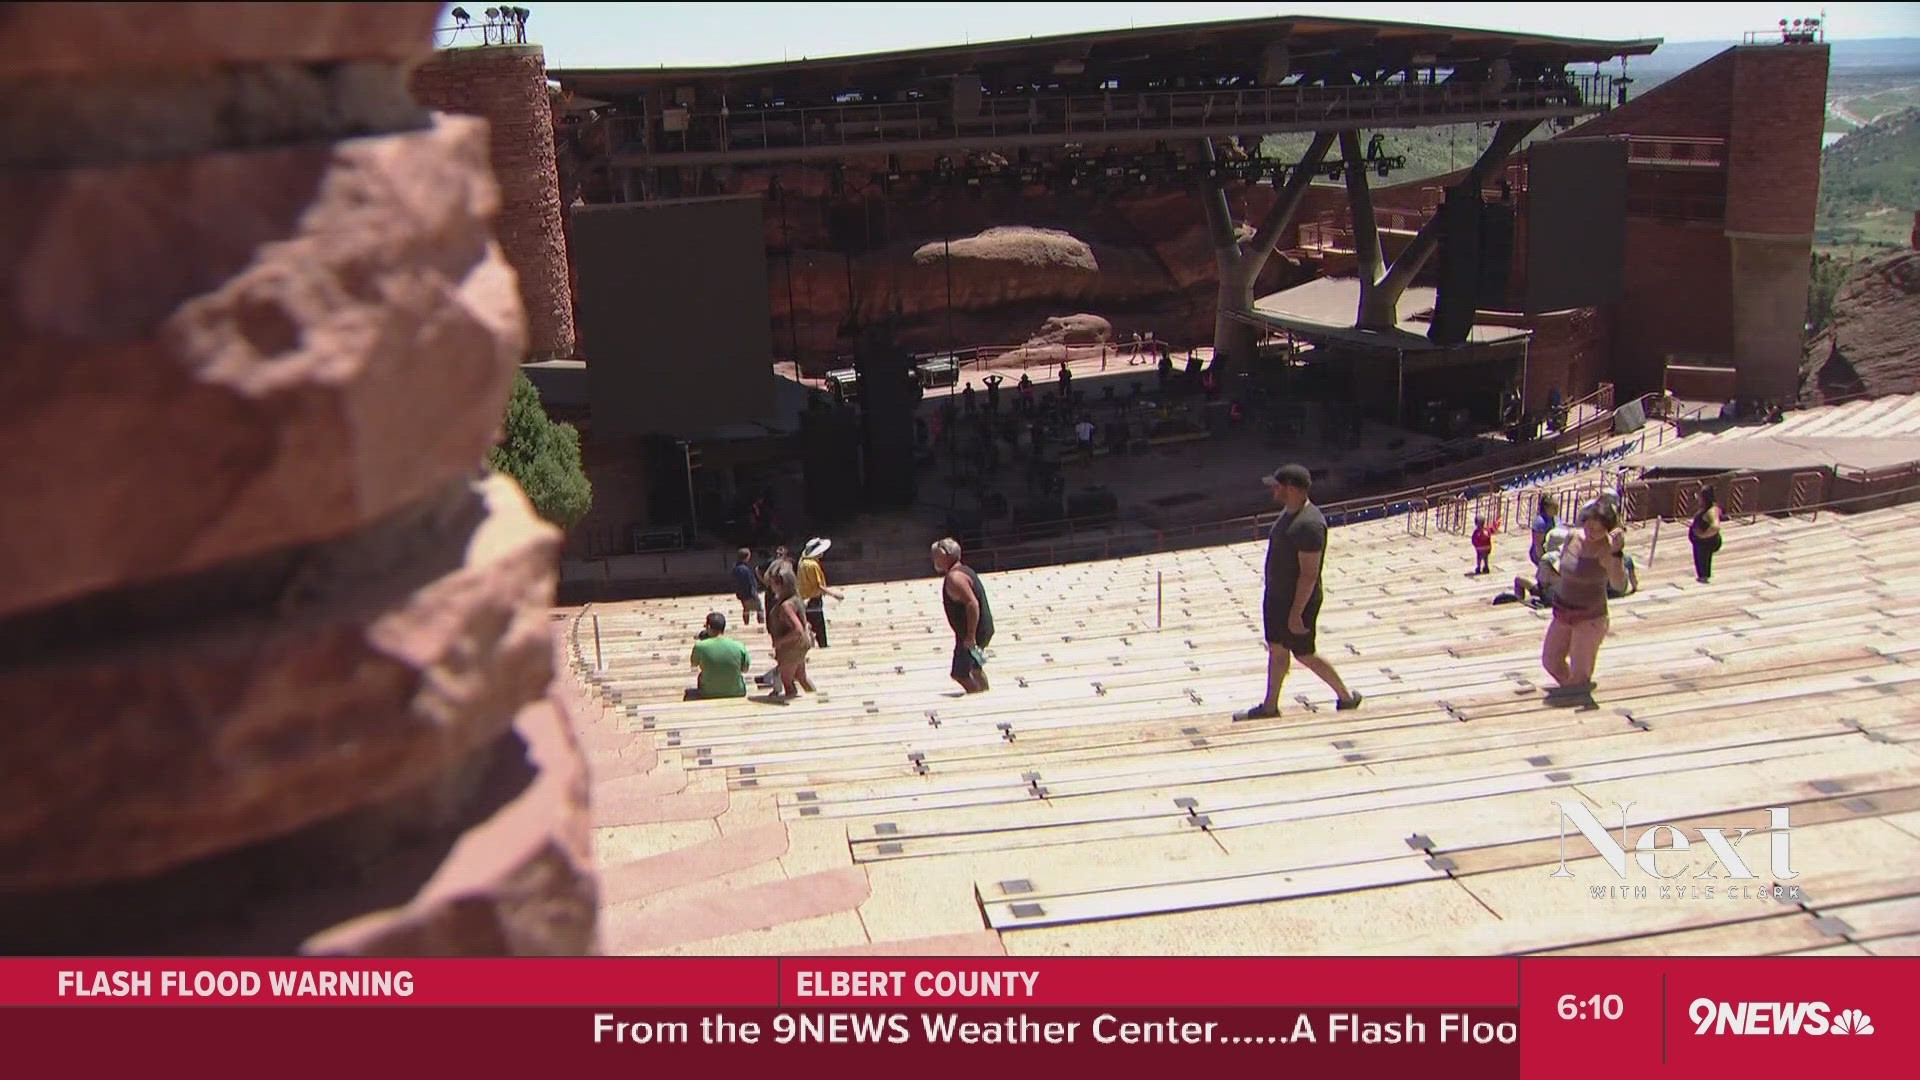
[{"x1": 1540, "y1": 499, "x2": 1629, "y2": 697}]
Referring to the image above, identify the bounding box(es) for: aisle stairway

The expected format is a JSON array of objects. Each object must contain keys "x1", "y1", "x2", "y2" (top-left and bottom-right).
[{"x1": 559, "y1": 496, "x2": 1920, "y2": 957}]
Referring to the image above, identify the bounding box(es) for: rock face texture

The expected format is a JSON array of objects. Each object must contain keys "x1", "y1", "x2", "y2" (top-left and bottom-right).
[
  {"x1": 0, "y1": 2, "x2": 595, "y2": 955},
  {"x1": 1802, "y1": 251, "x2": 1920, "y2": 404},
  {"x1": 552, "y1": 150, "x2": 1307, "y2": 368},
  {"x1": 410, "y1": 44, "x2": 576, "y2": 360}
]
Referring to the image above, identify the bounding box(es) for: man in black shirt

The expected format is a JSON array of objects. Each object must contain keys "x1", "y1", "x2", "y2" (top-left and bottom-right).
[
  {"x1": 1235, "y1": 463, "x2": 1363, "y2": 720},
  {"x1": 932, "y1": 537, "x2": 994, "y2": 693}
]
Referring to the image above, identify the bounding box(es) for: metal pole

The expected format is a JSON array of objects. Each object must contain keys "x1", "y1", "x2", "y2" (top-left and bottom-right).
[
  {"x1": 782, "y1": 185, "x2": 800, "y2": 368},
  {"x1": 1520, "y1": 336, "x2": 1531, "y2": 424},
  {"x1": 1396, "y1": 350, "x2": 1405, "y2": 428},
  {"x1": 1647, "y1": 518, "x2": 1661, "y2": 568},
  {"x1": 944, "y1": 231, "x2": 955, "y2": 360},
  {"x1": 592, "y1": 614, "x2": 604, "y2": 672},
  {"x1": 1157, "y1": 571, "x2": 1164, "y2": 629},
  {"x1": 681, "y1": 440, "x2": 698, "y2": 538}
]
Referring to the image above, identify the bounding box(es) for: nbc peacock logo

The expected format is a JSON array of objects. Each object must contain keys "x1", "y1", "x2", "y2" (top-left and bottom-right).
[{"x1": 1829, "y1": 1009, "x2": 1875, "y2": 1037}]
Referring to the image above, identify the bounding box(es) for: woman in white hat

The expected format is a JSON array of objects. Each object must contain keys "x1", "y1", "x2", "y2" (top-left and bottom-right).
[{"x1": 796, "y1": 537, "x2": 844, "y2": 647}]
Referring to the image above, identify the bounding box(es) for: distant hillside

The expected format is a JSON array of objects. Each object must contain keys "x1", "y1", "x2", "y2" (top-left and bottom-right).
[
  {"x1": 1817, "y1": 107, "x2": 1920, "y2": 252},
  {"x1": 1629, "y1": 37, "x2": 1920, "y2": 82}
]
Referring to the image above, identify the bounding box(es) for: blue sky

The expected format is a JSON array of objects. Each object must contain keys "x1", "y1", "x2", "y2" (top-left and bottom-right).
[{"x1": 457, "y1": 3, "x2": 1920, "y2": 69}]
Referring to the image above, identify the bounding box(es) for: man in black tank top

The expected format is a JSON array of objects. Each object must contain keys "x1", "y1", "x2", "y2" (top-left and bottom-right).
[
  {"x1": 932, "y1": 537, "x2": 994, "y2": 693},
  {"x1": 1235, "y1": 463, "x2": 1361, "y2": 720}
]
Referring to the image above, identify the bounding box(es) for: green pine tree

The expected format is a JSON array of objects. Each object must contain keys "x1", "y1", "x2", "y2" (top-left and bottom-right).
[{"x1": 489, "y1": 371, "x2": 592, "y2": 529}]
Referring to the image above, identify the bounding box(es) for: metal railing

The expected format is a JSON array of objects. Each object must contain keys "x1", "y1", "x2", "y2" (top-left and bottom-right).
[
  {"x1": 1742, "y1": 23, "x2": 1824, "y2": 45},
  {"x1": 610, "y1": 76, "x2": 1618, "y2": 160},
  {"x1": 817, "y1": 336, "x2": 1179, "y2": 384},
  {"x1": 1626, "y1": 136, "x2": 1726, "y2": 169},
  {"x1": 561, "y1": 382, "x2": 1630, "y2": 586},
  {"x1": 907, "y1": 383, "x2": 1624, "y2": 571}
]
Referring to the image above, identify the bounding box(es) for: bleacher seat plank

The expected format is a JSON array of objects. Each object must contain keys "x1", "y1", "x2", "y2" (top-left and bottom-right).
[
  {"x1": 982, "y1": 853, "x2": 1443, "y2": 931},
  {"x1": 571, "y1": 484, "x2": 1920, "y2": 955},
  {"x1": 1535, "y1": 913, "x2": 1837, "y2": 956}
]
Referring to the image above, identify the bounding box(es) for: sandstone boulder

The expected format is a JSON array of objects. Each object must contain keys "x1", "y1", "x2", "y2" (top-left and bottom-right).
[
  {"x1": 1802, "y1": 251, "x2": 1920, "y2": 404},
  {"x1": 913, "y1": 226, "x2": 1099, "y2": 272},
  {"x1": 0, "y1": 475, "x2": 560, "y2": 888},
  {"x1": 0, "y1": 115, "x2": 525, "y2": 621},
  {"x1": 1026, "y1": 313, "x2": 1112, "y2": 346},
  {"x1": 302, "y1": 691, "x2": 597, "y2": 956},
  {"x1": 0, "y1": 683, "x2": 594, "y2": 956}
]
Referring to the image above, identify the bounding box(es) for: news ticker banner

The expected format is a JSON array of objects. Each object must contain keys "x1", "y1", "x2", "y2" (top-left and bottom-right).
[{"x1": 0, "y1": 957, "x2": 1910, "y2": 1077}]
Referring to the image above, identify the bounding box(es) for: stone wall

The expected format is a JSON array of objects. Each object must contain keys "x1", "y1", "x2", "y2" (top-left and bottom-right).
[
  {"x1": 0, "y1": 2, "x2": 595, "y2": 954},
  {"x1": 1726, "y1": 44, "x2": 1828, "y2": 402},
  {"x1": 411, "y1": 44, "x2": 577, "y2": 360}
]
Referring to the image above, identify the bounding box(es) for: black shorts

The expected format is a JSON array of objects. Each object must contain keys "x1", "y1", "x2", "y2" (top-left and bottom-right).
[
  {"x1": 1263, "y1": 587, "x2": 1323, "y2": 657},
  {"x1": 950, "y1": 630, "x2": 993, "y2": 680}
]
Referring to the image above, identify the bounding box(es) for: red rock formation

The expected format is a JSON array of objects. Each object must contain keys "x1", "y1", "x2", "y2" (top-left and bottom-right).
[
  {"x1": 411, "y1": 44, "x2": 577, "y2": 360},
  {"x1": 1802, "y1": 251, "x2": 1920, "y2": 404},
  {"x1": 0, "y1": 2, "x2": 595, "y2": 956},
  {"x1": 561, "y1": 155, "x2": 1307, "y2": 369}
]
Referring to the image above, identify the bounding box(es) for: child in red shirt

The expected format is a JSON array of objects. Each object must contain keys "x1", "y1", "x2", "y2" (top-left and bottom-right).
[{"x1": 1472, "y1": 514, "x2": 1501, "y2": 575}]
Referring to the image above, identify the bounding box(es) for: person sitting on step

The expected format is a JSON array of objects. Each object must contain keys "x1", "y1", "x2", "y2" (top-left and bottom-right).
[{"x1": 688, "y1": 612, "x2": 751, "y2": 700}]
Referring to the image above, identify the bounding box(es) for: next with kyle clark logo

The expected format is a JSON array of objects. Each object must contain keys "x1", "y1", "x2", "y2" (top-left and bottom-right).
[
  {"x1": 1690, "y1": 999, "x2": 1876, "y2": 1037},
  {"x1": 1548, "y1": 801, "x2": 1803, "y2": 901}
]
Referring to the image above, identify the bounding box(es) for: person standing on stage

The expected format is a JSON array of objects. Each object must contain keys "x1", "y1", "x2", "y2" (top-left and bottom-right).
[
  {"x1": 1235, "y1": 464, "x2": 1362, "y2": 720},
  {"x1": 931, "y1": 538, "x2": 994, "y2": 693}
]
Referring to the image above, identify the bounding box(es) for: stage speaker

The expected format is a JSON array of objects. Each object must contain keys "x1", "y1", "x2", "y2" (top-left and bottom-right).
[
  {"x1": 825, "y1": 202, "x2": 866, "y2": 254},
  {"x1": 825, "y1": 198, "x2": 888, "y2": 254},
  {"x1": 801, "y1": 407, "x2": 861, "y2": 519},
  {"x1": 1428, "y1": 188, "x2": 1481, "y2": 348},
  {"x1": 853, "y1": 332, "x2": 920, "y2": 508},
  {"x1": 1612, "y1": 396, "x2": 1647, "y2": 435},
  {"x1": 1476, "y1": 202, "x2": 1515, "y2": 307}
]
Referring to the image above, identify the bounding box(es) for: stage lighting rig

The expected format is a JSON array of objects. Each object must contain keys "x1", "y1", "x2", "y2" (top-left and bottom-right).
[{"x1": 843, "y1": 148, "x2": 1405, "y2": 196}]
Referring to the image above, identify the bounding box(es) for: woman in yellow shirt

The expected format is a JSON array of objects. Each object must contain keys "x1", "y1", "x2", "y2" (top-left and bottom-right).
[{"x1": 797, "y1": 537, "x2": 845, "y2": 647}]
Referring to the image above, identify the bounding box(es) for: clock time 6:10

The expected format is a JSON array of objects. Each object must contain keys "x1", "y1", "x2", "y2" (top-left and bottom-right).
[{"x1": 1558, "y1": 994, "x2": 1625, "y2": 1021}]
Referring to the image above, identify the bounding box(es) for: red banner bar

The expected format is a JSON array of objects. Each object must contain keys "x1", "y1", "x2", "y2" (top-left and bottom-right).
[
  {"x1": 0, "y1": 958, "x2": 779, "y2": 1007},
  {"x1": 1522, "y1": 957, "x2": 1919, "y2": 1077},
  {"x1": 0, "y1": 1007, "x2": 1522, "y2": 1076},
  {"x1": 780, "y1": 957, "x2": 1519, "y2": 1006},
  {"x1": 0, "y1": 957, "x2": 1911, "y2": 1077}
]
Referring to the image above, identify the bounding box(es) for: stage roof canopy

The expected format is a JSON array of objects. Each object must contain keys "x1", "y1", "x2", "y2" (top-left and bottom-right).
[{"x1": 550, "y1": 14, "x2": 1659, "y2": 94}]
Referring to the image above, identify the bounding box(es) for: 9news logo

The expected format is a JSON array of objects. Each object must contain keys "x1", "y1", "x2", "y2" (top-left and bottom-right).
[{"x1": 1689, "y1": 998, "x2": 1876, "y2": 1037}]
